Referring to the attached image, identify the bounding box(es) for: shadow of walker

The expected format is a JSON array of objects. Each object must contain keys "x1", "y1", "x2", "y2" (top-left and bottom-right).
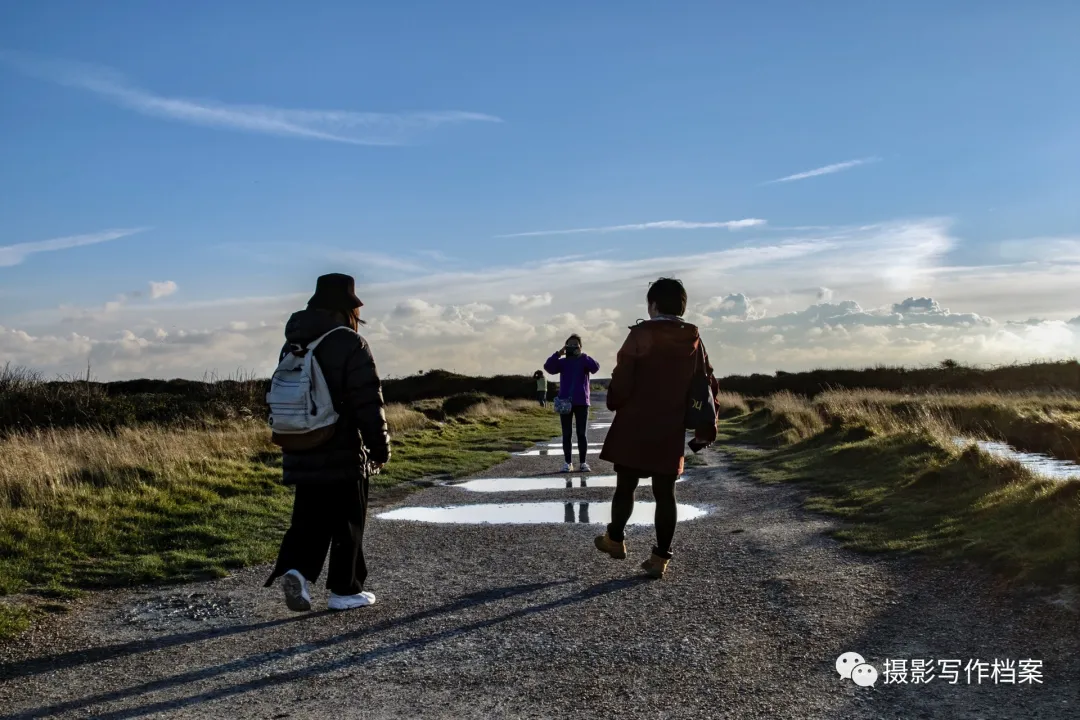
[{"x1": 10, "y1": 576, "x2": 650, "y2": 720}]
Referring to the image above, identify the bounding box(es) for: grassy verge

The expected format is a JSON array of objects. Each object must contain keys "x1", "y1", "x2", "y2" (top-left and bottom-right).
[
  {"x1": 0, "y1": 398, "x2": 557, "y2": 641},
  {"x1": 715, "y1": 390, "x2": 1080, "y2": 589}
]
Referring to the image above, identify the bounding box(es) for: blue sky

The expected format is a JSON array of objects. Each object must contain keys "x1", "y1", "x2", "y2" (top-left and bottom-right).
[{"x1": 2, "y1": 1, "x2": 1079, "y2": 379}]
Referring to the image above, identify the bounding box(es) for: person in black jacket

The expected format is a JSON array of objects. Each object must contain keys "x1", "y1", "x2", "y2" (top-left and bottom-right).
[{"x1": 264, "y1": 273, "x2": 391, "y2": 612}]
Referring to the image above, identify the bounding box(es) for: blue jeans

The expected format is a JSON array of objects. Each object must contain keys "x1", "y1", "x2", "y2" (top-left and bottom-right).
[{"x1": 560, "y1": 404, "x2": 589, "y2": 464}]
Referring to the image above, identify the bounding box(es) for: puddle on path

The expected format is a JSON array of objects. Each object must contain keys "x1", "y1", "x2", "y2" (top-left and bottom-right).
[
  {"x1": 457, "y1": 475, "x2": 616, "y2": 491},
  {"x1": 953, "y1": 437, "x2": 1080, "y2": 480},
  {"x1": 591, "y1": 423, "x2": 611, "y2": 429},
  {"x1": 516, "y1": 448, "x2": 601, "y2": 456},
  {"x1": 453, "y1": 475, "x2": 686, "y2": 492},
  {"x1": 545, "y1": 442, "x2": 604, "y2": 447},
  {"x1": 377, "y1": 501, "x2": 707, "y2": 525}
]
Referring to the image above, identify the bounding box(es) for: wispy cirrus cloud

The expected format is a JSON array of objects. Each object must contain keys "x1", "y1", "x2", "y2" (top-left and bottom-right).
[
  {"x1": 333, "y1": 251, "x2": 429, "y2": 274},
  {"x1": 0, "y1": 52, "x2": 501, "y2": 146},
  {"x1": 765, "y1": 157, "x2": 879, "y2": 184},
  {"x1": 496, "y1": 218, "x2": 766, "y2": 239},
  {"x1": 0, "y1": 228, "x2": 147, "y2": 267}
]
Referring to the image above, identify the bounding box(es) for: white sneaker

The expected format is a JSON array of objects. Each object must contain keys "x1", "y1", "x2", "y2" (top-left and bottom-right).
[
  {"x1": 561, "y1": 462, "x2": 572, "y2": 473},
  {"x1": 579, "y1": 462, "x2": 592, "y2": 473},
  {"x1": 328, "y1": 591, "x2": 377, "y2": 611},
  {"x1": 282, "y1": 569, "x2": 311, "y2": 612}
]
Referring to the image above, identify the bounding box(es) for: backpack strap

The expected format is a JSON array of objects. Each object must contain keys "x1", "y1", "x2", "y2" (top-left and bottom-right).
[{"x1": 306, "y1": 325, "x2": 354, "y2": 352}]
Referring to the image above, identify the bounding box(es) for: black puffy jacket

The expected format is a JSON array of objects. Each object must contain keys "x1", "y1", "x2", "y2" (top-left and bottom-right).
[{"x1": 278, "y1": 308, "x2": 390, "y2": 485}]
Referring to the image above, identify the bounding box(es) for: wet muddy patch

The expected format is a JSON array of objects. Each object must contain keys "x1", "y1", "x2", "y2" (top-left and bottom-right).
[
  {"x1": 376, "y1": 501, "x2": 707, "y2": 525},
  {"x1": 123, "y1": 591, "x2": 251, "y2": 632}
]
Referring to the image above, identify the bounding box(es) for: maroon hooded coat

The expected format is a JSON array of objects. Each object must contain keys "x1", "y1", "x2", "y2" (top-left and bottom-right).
[{"x1": 599, "y1": 318, "x2": 719, "y2": 476}]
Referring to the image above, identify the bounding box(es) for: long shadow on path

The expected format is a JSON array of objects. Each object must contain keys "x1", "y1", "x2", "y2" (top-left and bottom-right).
[
  {"x1": 7, "y1": 577, "x2": 647, "y2": 719},
  {"x1": 0, "y1": 613, "x2": 331, "y2": 682}
]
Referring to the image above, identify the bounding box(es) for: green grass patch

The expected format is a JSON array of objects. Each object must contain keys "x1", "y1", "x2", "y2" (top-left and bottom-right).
[
  {"x1": 375, "y1": 405, "x2": 557, "y2": 487},
  {"x1": 718, "y1": 414, "x2": 1080, "y2": 588},
  {"x1": 0, "y1": 604, "x2": 32, "y2": 640}
]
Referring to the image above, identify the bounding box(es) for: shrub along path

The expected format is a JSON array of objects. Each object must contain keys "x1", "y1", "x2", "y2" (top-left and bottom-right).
[{"x1": 0, "y1": 397, "x2": 1076, "y2": 719}]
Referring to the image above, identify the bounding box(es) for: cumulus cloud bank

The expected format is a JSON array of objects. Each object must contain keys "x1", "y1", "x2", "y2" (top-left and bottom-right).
[{"x1": 4, "y1": 219, "x2": 1080, "y2": 380}]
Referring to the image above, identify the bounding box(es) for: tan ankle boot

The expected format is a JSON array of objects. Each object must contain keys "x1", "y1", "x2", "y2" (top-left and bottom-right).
[
  {"x1": 594, "y1": 532, "x2": 627, "y2": 559},
  {"x1": 641, "y1": 553, "x2": 670, "y2": 579}
]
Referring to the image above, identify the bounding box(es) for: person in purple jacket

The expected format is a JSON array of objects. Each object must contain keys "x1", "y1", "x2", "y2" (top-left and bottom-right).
[{"x1": 544, "y1": 334, "x2": 601, "y2": 473}]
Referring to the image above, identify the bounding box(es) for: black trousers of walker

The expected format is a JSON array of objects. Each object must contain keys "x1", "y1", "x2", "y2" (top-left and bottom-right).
[
  {"x1": 606, "y1": 469, "x2": 678, "y2": 559},
  {"x1": 269, "y1": 477, "x2": 369, "y2": 596},
  {"x1": 560, "y1": 404, "x2": 589, "y2": 464}
]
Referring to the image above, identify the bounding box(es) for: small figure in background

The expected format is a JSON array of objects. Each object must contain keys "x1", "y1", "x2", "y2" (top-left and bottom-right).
[
  {"x1": 544, "y1": 335, "x2": 601, "y2": 473},
  {"x1": 533, "y1": 369, "x2": 548, "y2": 407}
]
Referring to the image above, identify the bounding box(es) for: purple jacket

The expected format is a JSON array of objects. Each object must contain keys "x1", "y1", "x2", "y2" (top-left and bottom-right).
[{"x1": 544, "y1": 352, "x2": 601, "y2": 407}]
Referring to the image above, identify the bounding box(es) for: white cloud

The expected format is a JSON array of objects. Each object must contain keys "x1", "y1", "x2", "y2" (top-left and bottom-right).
[
  {"x1": 497, "y1": 218, "x2": 766, "y2": 238},
  {"x1": 584, "y1": 308, "x2": 621, "y2": 322},
  {"x1": 391, "y1": 299, "x2": 443, "y2": 319},
  {"x1": 765, "y1": 157, "x2": 879, "y2": 184},
  {"x1": 149, "y1": 280, "x2": 177, "y2": 299},
  {"x1": 0, "y1": 228, "x2": 146, "y2": 267},
  {"x1": 7, "y1": 218, "x2": 1080, "y2": 380},
  {"x1": 699, "y1": 293, "x2": 766, "y2": 322},
  {"x1": 509, "y1": 293, "x2": 553, "y2": 309},
  {"x1": 1, "y1": 53, "x2": 500, "y2": 146}
]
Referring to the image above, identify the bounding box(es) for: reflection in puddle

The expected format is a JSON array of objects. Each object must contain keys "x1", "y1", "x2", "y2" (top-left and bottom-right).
[
  {"x1": 516, "y1": 448, "x2": 601, "y2": 456},
  {"x1": 377, "y1": 501, "x2": 707, "y2": 525},
  {"x1": 454, "y1": 475, "x2": 685, "y2": 491},
  {"x1": 953, "y1": 437, "x2": 1080, "y2": 480},
  {"x1": 591, "y1": 423, "x2": 611, "y2": 429},
  {"x1": 545, "y1": 442, "x2": 604, "y2": 447}
]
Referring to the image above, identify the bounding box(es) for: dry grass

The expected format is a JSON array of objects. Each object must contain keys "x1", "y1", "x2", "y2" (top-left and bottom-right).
[
  {"x1": 714, "y1": 391, "x2": 750, "y2": 418},
  {"x1": 384, "y1": 404, "x2": 433, "y2": 434},
  {"x1": 719, "y1": 388, "x2": 1080, "y2": 586},
  {"x1": 0, "y1": 422, "x2": 274, "y2": 510},
  {"x1": 0, "y1": 402, "x2": 436, "y2": 511},
  {"x1": 460, "y1": 398, "x2": 535, "y2": 420},
  {"x1": 762, "y1": 391, "x2": 828, "y2": 443},
  {"x1": 742, "y1": 388, "x2": 1080, "y2": 459}
]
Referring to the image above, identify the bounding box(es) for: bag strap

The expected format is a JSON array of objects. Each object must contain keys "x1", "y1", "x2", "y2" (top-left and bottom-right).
[
  {"x1": 306, "y1": 325, "x2": 353, "y2": 353},
  {"x1": 696, "y1": 337, "x2": 716, "y2": 380}
]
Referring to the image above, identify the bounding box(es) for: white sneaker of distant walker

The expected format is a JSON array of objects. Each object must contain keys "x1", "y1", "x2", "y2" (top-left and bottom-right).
[
  {"x1": 282, "y1": 569, "x2": 311, "y2": 612},
  {"x1": 561, "y1": 462, "x2": 572, "y2": 473},
  {"x1": 328, "y1": 591, "x2": 377, "y2": 611},
  {"x1": 579, "y1": 462, "x2": 592, "y2": 473}
]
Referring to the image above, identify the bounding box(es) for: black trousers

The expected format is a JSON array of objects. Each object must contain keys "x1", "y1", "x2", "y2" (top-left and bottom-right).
[
  {"x1": 560, "y1": 404, "x2": 589, "y2": 464},
  {"x1": 606, "y1": 470, "x2": 678, "y2": 559},
  {"x1": 537, "y1": 392, "x2": 547, "y2": 407},
  {"x1": 266, "y1": 477, "x2": 369, "y2": 595}
]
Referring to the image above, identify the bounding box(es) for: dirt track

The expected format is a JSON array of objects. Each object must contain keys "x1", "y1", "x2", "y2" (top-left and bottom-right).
[{"x1": 0, "y1": 398, "x2": 1076, "y2": 719}]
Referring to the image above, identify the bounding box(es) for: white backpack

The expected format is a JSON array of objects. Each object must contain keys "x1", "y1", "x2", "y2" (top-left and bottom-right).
[{"x1": 266, "y1": 326, "x2": 352, "y2": 450}]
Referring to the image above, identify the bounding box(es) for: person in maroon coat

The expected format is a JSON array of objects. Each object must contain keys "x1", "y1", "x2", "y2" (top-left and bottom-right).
[{"x1": 596, "y1": 278, "x2": 719, "y2": 579}]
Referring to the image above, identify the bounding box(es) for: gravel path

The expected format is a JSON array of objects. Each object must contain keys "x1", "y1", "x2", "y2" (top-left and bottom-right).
[{"x1": 0, "y1": 398, "x2": 1076, "y2": 719}]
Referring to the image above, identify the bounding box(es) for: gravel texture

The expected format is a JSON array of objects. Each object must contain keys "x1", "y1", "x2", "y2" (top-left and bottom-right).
[{"x1": 0, "y1": 398, "x2": 1077, "y2": 719}]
